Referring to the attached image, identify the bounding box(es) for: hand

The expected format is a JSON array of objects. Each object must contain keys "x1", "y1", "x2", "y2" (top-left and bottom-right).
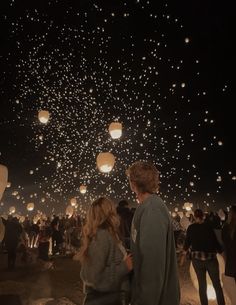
[{"x1": 124, "y1": 253, "x2": 133, "y2": 271}]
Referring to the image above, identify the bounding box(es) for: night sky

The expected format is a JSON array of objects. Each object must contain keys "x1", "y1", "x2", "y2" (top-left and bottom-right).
[{"x1": 0, "y1": 0, "x2": 235, "y2": 215}]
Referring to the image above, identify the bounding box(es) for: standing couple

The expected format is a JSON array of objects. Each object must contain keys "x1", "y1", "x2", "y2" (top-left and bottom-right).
[{"x1": 78, "y1": 161, "x2": 180, "y2": 305}]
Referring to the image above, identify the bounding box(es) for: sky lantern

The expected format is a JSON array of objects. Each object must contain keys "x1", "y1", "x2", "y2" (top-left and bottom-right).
[
  {"x1": 27, "y1": 202, "x2": 34, "y2": 211},
  {"x1": 184, "y1": 202, "x2": 193, "y2": 211},
  {"x1": 66, "y1": 205, "x2": 74, "y2": 218},
  {"x1": 79, "y1": 185, "x2": 87, "y2": 194},
  {"x1": 9, "y1": 206, "x2": 16, "y2": 214},
  {"x1": 70, "y1": 197, "x2": 77, "y2": 206},
  {"x1": 7, "y1": 182, "x2": 11, "y2": 188},
  {"x1": 109, "y1": 122, "x2": 122, "y2": 139},
  {"x1": 0, "y1": 164, "x2": 8, "y2": 201},
  {"x1": 38, "y1": 110, "x2": 50, "y2": 124},
  {"x1": 96, "y1": 152, "x2": 115, "y2": 173}
]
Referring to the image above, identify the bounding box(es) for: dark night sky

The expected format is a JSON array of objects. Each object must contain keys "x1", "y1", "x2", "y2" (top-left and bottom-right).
[{"x1": 0, "y1": 0, "x2": 235, "y2": 215}]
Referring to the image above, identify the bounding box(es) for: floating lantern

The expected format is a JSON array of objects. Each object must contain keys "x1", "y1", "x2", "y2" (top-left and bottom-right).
[
  {"x1": 79, "y1": 185, "x2": 87, "y2": 194},
  {"x1": 96, "y1": 152, "x2": 115, "y2": 173},
  {"x1": 109, "y1": 122, "x2": 122, "y2": 139},
  {"x1": 9, "y1": 206, "x2": 16, "y2": 214},
  {"x1": 70, "y1": 198, "x2": 77, "y2": 206},
  {"x1": 184, "y1": 202, "x2": 193, "y2": 211},
  {"x1": 0, "y1": 165, "x2": 8, "y2": 201},
  {"x1": 66, "y1": 205, "x2": 74, "y2": 218},
  {"x1": 7, "y1": 182, "x2": 11, "y2": 188},
  {"x1": 19, "y1": 216, "x2": 25, "y2": 223},
  {"x1": 38, "y1": 110, "x2": 50, "y2": 124},
  {"x1": 27, "y1": 202, "x2": 34, "y2": 211},
  {"x1": 190, "y1": 254, "x2": 224, "y2": 301}
]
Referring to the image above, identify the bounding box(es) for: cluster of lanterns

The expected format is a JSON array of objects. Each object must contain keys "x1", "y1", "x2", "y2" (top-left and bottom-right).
[{"x1": 95, "y1": 122, "x2": 122, "y2": 174}]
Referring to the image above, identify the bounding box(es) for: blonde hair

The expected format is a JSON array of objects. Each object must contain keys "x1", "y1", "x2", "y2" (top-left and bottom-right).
[
  {"x1": 126, "y1": 161, "x2": 160, "y2": 194},
  {"x1": 78, "y1": 197, "x2": 120, "y2": 262}
]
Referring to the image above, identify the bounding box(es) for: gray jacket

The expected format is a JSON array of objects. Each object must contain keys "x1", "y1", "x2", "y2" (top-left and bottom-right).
[
  {"x1": 131, "y1": 194, "x2": 180, "y2": 305},
  {"x1": 80, "y1": 229, "x2": 129, "y2": 293}
]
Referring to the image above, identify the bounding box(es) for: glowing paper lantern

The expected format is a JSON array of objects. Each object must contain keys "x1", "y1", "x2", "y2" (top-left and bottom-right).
[
  {"x1": 190, "y1": 254, "x2": 225, "y2": 301},
  {"x1": 0, "y1": 165, "x2": 8, "y2": 201},
  {"x1": 66, "y1": 205, "x2": 74, "y2": 218},
  {"x1": 109, "y1": 122, "x2": 122, "y2": 139},
  {"x1": 9, "y1": 206, "x2": 16, "y2": 214},
  {"x1": 38, "y1": 110, "x2": 50, "y2": 124},
  {"x1": 184, "y1": 202, "x2": 193, "y2": 211},
  {"x1": 79, "y1": 185, "x2": 87, "y2": 194},
  {"x1": 96, "y1": 152, "x2": 115, "y2": 173},
  {"x1": 7, "y1": 182, "x2": 11, "y2": 188},
  {"x1": 70, "y1": 198, "x2": 77, "y2": 206},
  {"x1": 27, "y1": 202, "x2": 34, "y2": 211}
]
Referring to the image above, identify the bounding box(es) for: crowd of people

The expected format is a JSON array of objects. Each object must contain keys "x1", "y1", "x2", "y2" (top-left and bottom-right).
[{"x1": 0, "y1": 161, "x2": 236, "y2": 305}]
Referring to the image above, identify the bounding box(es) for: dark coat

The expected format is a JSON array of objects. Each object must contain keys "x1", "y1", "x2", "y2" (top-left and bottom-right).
[
  {"x1": 130, "y1": 194, "x2": 180, "y2": 305},
  {"x1": 222, "y1": 224, "x2": 236, "y2": 278}
]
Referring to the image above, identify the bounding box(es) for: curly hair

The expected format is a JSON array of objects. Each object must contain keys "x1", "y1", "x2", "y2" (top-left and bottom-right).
[
  {"x1": 78, "y1": 197, "x2": 120, "y2": 262},
  {"x1": 126, "y1": 161, "x2": 160, "y2": 194}
]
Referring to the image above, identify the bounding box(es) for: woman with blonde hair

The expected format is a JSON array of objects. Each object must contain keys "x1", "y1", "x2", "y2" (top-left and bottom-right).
[{"x1": 79, "y1": 197, "x2": 133, "y2": 305}]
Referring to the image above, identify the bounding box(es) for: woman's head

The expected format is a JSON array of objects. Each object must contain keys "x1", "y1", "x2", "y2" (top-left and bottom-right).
[
  {"x1": 126, "y1": 161, "x2": 159, "y2": 195},
  {"x1": 79, "y1": 197, "x2": 120, "y2": 262},
  {"x1": 86, "y1": 197, "x2": 120, "y2": 232},
  {"x1": 194, "y1": 209, "x2": 204, "y2": 221}
]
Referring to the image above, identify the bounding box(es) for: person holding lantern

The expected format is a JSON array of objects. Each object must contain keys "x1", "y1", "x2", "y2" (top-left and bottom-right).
[{"x1": 126, "y1": 161, "x2": 180, "y2": 305}]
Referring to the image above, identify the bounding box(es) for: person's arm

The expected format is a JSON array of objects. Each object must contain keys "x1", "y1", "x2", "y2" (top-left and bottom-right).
[{"x1": 136, "y1": 206, "x2": 168, "y2": 305}]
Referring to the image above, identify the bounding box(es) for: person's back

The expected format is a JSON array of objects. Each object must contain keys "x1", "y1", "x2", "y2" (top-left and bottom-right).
[
  {"x1": 186, "y1": 222, "x2": 222, "y2": 254},
  {"x1": 127, "y1": 161, "x2": 180, "y2": 305}
]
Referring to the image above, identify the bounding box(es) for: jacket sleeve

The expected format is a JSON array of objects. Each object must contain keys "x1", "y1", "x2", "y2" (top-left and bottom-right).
[{"x1": 136, "y1": 206, "x2": 169, "y2": 305}]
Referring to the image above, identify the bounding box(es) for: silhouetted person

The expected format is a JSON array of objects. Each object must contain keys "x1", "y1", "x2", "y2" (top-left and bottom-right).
[
  {"x1": 117, "y1": 200, "x2": 133, "y2": 249},
  {"x1": 183, "y1": 209, "x2": 225, "y2": 305},
  {"x1": 5, "y1": 216, "x2": 22, "y2": 270}
]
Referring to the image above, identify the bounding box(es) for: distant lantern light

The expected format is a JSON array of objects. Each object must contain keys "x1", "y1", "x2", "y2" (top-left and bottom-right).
[
  {"x1": 70, "y1": 198, "x2": 77, "y2": 206},
  {"x1": 79, "y1": 185, "x2": 87, "y2": 194},
  {"x1": 174, "y1": 207, "x2": 179, "y2": 212},
  {"x1": 27, "y1": 202, "x2": 34, "y2": 211},
  {"x1": 181, "y1": 82, "x2": 186, "y2": 88},
  {"x1": 185, "y1": 37, "x2": 190, "y2": 43},
  {"x1": 0, "y1": 164, "x2": 8, "y2": 201},
  {"x1": 9, "y1": 206, "x2": 16, "y2": 214},
  {"x1": 172, "y1": 212, "x2": 177, "y2": 218},
  {"x1": 96, "y1": 152, "x2": 115, "y2": 173},
  {"x1": 232, "y1": 176, "x2": 236, "y2": 181},
  {"x1": 218, "y1": 141, "x2": 223, "y2": 146},
  {"x1": 184, "y1": 202, "x2": 193, "y2": 211},
  {"x1": 38, "y1": 110, "x2": 50, "y2": 124},
  {"x1": 66, "y1": 205, "x2": 74, "y2": 218},
  {"x1": 7, "y1": 182, "x2": 11, "y2": 188},
  {"x1": 109, "y1": 122, "x2": 122, "y2": 139}
]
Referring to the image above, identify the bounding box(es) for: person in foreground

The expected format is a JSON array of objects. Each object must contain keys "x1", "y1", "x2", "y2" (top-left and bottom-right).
[
  {"x1": 79, "y1": 197, "x2": 133, "y2": 305},
  {"x1": 126, "y1": 161, "x2": 180, "y2": 305}
]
